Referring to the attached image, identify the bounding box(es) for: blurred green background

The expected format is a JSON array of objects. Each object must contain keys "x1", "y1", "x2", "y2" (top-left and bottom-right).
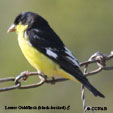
[{"x1": 0, "y1": 0, "x2": 113, "y2": 113}]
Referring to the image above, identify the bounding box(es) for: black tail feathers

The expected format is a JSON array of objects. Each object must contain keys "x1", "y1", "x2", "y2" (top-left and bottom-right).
[{"x1": 85, "y1": 81, "x2": 105, "y2": 98}]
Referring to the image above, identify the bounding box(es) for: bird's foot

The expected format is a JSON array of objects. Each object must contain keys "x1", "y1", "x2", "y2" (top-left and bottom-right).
[{"x1": 50, "y1": 77, "x2": 56, "y2": 85}]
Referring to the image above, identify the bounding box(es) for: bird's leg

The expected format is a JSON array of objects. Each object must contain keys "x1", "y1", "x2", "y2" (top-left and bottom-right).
[{"x1": 50, "y1": 77, "x2": 56, "y2": 85}]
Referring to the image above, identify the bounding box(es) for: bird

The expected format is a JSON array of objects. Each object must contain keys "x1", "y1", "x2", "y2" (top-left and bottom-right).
[{"x1": 8, "y1": 11, "x2": 104, "y2": 98}]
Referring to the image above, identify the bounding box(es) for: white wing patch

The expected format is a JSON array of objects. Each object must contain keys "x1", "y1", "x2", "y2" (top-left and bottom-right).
[
  {"x1": 46, "y1": 48, "x2": 58, "y2": 59},
  {"x1": 64, "y1": 47, "x2": 80, "y2": 67},
  {"x1": 46, "y1": 47, "x2": 80, "y2": 67}
]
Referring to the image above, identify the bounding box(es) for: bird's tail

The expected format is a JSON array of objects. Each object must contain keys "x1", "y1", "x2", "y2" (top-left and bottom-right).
[
  {"x1": 57, "y1": 67, "x2": 105, "y2": 98},
  {"x1": 84, "y1": 81, "x2": 105, "y2": 98}
]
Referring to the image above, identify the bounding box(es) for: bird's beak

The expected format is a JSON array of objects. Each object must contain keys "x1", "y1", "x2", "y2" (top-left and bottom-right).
[{"x1": 7, "y1": 24, "x2": 16, "y2": 33}]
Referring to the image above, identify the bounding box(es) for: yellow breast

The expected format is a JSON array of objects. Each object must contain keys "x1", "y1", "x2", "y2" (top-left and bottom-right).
[
  {"x1": 16, "y1": 24, "x2": 77, "y2": 82},
  {"x1": 17, "y1": 30, "x2": 60, "y2": 76}
]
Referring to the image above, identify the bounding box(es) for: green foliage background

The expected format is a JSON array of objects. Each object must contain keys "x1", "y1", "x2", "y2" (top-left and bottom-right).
[{"x1": 0, "y1": 0, "x2": 113, "y2": 113}]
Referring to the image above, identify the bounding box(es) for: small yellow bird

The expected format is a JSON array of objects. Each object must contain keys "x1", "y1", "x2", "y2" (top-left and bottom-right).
[{"x1": 8, "y1": 11, "x2": 104, "y2": 98}]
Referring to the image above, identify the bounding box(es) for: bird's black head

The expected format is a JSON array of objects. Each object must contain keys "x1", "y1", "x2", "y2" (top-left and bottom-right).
[
  {"x1": 14, "y1": 11, "x2": 48, "y2": 28},
  {"x1": 8, "y1": 11, "x2": 49, "y2": 33}
]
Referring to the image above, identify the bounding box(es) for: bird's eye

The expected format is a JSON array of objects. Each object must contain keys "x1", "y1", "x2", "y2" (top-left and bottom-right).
[{"x1": 21, "y1": 17, "x2": 27, "y2": 25}]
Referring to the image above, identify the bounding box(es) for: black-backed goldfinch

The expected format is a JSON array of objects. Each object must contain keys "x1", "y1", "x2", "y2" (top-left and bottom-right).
[{"x1": 8, "y1": 11, "x2": 104, "y2": 98}]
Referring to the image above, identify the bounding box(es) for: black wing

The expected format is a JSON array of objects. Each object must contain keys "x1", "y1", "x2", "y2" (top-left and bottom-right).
[
  {"x1": 26, "y1": 26, "x2": 104, "y2": 98},
  {"x1": 26, "y1": 27, "x2": 80, "y2": 74}
]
